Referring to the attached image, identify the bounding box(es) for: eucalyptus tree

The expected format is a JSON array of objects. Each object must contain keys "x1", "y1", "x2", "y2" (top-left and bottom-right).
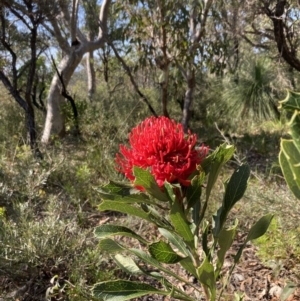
[
  {"x1": 118, "y1": 0, "x2": 218, "y2": 131},
  {"x1": 40, "y1": 0, "x2": 111, "y2": 144},
  {"x1": 83, "y1": 0, "x2": 99, "y2": 101},
  {"x1": 115, "y1": 0, "x2": 174, "y2": 117},
  {"x1": 0, "y1": 0, "x2": 51, "y2": 155},
  {"x1": 262, "y1": 0, "x2": 300, "y2": 72}
]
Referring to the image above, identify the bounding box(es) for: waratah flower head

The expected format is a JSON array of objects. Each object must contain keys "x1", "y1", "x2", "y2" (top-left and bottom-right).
[{"x1": 116, "y1": 116, "x2": 209, "y2": 188}]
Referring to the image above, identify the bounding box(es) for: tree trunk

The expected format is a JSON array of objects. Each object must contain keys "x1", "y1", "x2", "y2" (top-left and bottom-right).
[
  {"x1": 182, "y1": 69, "x2": 195, "y2": 133},
  {"x1": 41, "y1": 50, "x2": 83, "y2": 143},
  {"x1": 161, "y1": 67, "x2": 169, "y2": 118},
  {"x1": 86, "y1": 50, "x2": 96, "y2": 100}
]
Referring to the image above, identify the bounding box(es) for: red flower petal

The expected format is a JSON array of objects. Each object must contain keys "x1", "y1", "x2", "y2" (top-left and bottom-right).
[{"x1": 115, "y1": 116, "x2": 209, "y2": 188}]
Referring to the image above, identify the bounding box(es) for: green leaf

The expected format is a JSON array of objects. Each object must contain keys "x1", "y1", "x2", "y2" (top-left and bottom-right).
[
  {"x1": 97, "y1": 190, "x2": 155, "y2": 205},
  {"x1": 140, "y1": 204, "x2": 173, "y2": 228},
  {"x1": 99, "y1": 181, "x2": 134, "y2": 195},
  {"x1": 201, "y1": 221, "x2": 209, "y2": 257},
  {"x1": 98, "y1": 201, "x2": 153, "y2": 223},
  {"x1": 164, "y1": 182, "x2": 177, "y2": 203},
  {"x1": 289, "y1": 112, "x2": 300, "y2": 152},
  {"x1": 216, "y1": 220, "x2": 238, "y2": 278},
  {"x1": 223, "y1": 164, "x2": 250, "y2": 211},
  {"x1": 234, "y1": 214, "x2": 274, "y2": 263},
  {"x1": 129, "y1": 249, "x2": 188, "y2": 282},
  {"x1": 94, "y1": 225, "x2": 148, "y2": 244},
  {"x1": 114, "y1": 254, "x2": 144, "y2": 275},
  {"x1": 197, "y1": 257, "x2": 216, "y2": 301},
  {"x1": 213, "y1": 164, "x2": 249, "y2": 238},
  {"x1": 245, "y1": 213, "x2": 274, "y2": 242},
  {"x1": 158, "y1": 228, "x2": 191, "y2": 257},
  {"x1": 205, "y1": 144, "x2": 235, "y2": 202},
  {"x1": 212, "y1": 206, "x2": 226, "y2": 238},
  {"x1": 279, "y1": 139, "x2": 300, "y2": 200},
  {"x1": 186, "y1": 173, "x2": 204, "y2": 210},
  {"x1": 192, "y1": 200, "x2": 201, "y2": 230},
  {"x1": 180, "y1": 257, "x2": 198, "y2": 278},
  {"x1": 98, "y1": 238, "x2": 124, "y2": 253},
  {"x1": 278, "y1": 90, "x2": 300, "y2": 111},
  {"x1": 133, "y1": 167, "x2": 170, "y2": 202},
  {"x1": 92, "y1": 280, "x2": 169, "y2": 301},
  {"x1": 148, "y1": 241, "x2": 184, "y2": 264},
  {"x1": 170, "y1": 200, "x2": 194, "y2": 247}
]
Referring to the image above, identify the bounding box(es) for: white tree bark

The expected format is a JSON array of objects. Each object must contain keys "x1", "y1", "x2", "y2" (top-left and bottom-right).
[
  {"x1": 41, "y1": 52, "x2": 83, "y2": 142},
  {"x1": 41, "y1": 0, "x2": 111, "y2": 144},
  {"x1": 86, "y1": 50, "x2": 96, "y2": 100}
]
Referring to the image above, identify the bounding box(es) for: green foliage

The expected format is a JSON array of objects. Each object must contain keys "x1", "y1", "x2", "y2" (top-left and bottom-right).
[
  {"x1": 221, "y1": 57, "x2": 282, "y2": 123},
  {"x1": 279, "y1": 91, "x2": 300, "y2": 199},
  {"x1": 93, "y1": 145, "x2": 273, "y2": 301},
  {"x1": 93, "y1": 280, "x2": 170, "y2": 301},
  {"x1": 255, "y1": 217, "x2": 300, "y2": 262}
]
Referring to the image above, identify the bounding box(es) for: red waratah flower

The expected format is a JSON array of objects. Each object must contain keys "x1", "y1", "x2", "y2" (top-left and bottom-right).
[{"x1": 116, "y1": 116, "x2": 209, "y2": 188}]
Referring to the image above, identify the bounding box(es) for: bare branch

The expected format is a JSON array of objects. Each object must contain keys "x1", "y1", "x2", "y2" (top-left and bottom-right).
[
  {"x1": 240, "y1": 33, "x2": 270, "y2": 49},
  {"x1": 49, "y1": 17, "x2": 71, "y2": 53},
  {"x1": 194, "y1": 0, "x2": 214, "y2": 43},
  {"x1": 108, "y1": 40, "x2": 158, "y2": 117},
  {"x1": 264, "y1": 0, "x2": 300, "y2": 71}
]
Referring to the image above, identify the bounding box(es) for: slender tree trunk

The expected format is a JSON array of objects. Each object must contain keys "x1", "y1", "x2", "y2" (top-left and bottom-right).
[
  {"x1": 161, "y1": 67, "x2": 169, "y2": 118},
  {"x1": 86, "y1": 50, "x2": 96, "y2": 100},
  {"x1": 41, "y1": 50, "x2": 83, "y2": 143},
  {"x1": 182, "y1": 69, "x2": 195, "y2": 133}
]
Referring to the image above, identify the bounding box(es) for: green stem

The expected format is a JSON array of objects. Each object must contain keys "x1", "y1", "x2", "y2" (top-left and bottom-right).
[
  {"x1": 203, "y1": 285, "x2": 210, "y2": 301},
  {"x1": 199, "y1": 198, "x2": 208, "y2": 225},
  {"x1": 217, "y1": 262, "x2": 236, "y2": 301}
]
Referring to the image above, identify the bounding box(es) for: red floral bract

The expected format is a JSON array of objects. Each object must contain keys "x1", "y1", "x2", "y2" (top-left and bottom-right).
[{"x1": 116, "y1": 116, "x2": 209, "y2": 188}]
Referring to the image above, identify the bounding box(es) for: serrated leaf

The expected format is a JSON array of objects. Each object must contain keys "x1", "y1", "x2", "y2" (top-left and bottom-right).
[
  {"x1": 279, "y1": 91, "x2": 300, "y2": 199},
  {"x1": 94, "y1": 225, "x2": 148, "y2": 244},
  {"x1": 170, "y1": 200, "x2": 194, "y2": 247},
  {"x1": 98, "y1": 238, "x2": 124, "y2": 253},
  {"x1": 223, "y1": 164, "x2": 250, "y2": 211},
  {"x1": 98, "y1": 201, "x2": 153, "y2": 223},
  {"x1": 288, "y1": 111, "x2": 300, "y2": 152},
  {"x1": 114, "y1": 254, "x2": 143, "y2": 274},
  {"x1": 92, "y1": 280, "x2": 169, "y2": 301},
  {"x1": 148, "y1": 241, "x2": 184, "y2": 264},
  {"x1": 279, "y1": 139, "x2": 300, "y2": 199},
  {"x1": 278, "y1": 90, "x2": 300, "y2": 111},
  {"x1": 133, "y1": 167, "x2": 170, "y2": 202}
]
